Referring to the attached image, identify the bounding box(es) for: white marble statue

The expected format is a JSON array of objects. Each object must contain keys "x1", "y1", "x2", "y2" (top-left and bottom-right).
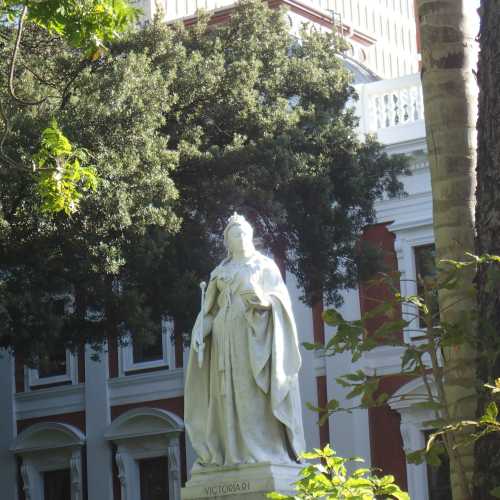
[{"x1": 185, "y1": 213, "x2": 305, "y2": 467}]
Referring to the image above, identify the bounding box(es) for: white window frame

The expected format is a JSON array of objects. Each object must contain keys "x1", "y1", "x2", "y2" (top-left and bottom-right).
[
  {"x1": 27, "y1": 350, "x2": 78, "y2": 388},
  {"x1": 119, "y1": 317, "x2": 175, "y2": 375},
  {"x1": 26, "y1": 293, "x2": 78, "y2": 389},
  {"x1": 392, "y1": 224, "x2": 435, "y2": 343}
]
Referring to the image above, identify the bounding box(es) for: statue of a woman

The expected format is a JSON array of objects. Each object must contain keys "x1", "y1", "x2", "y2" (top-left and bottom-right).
[{"x1": 185, "y1": 213, "x2": 305, "y2": 467}]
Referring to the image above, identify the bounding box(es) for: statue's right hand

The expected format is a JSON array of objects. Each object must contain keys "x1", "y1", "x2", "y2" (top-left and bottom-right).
[
  {"x1": 191, "y1": 313, "x2": 213, "y2": 352},
  {"x1": 192, "y1": 327, "x2": 203, "y2": 352}
]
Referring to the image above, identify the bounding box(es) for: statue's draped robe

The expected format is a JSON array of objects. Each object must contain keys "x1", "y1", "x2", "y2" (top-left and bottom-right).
[{"x1": 185, "y1": 253, "x2": 305, "y2": 466}]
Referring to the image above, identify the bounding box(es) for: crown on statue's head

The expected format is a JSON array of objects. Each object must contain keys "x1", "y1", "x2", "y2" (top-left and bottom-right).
[
  {"x1": 227, "y1": 212, "x2": 247, "y2": 226},
  {"x1": 223, "y1": 212, "x2": 254, "y2": 248}
]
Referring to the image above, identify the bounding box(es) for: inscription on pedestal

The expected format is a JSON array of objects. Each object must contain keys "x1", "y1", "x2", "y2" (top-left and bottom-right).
[{"x1": 204, "y1": 480, "x2": 251, "y2": 497}]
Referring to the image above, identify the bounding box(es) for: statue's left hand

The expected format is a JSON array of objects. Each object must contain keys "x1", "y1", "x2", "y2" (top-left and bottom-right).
[{"x1": 241, "y1": 290, "x2": 271, "y2": 310}]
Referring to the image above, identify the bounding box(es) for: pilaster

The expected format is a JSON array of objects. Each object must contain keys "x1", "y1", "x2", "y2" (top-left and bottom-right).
[
  {"x1": 0, "y1": 351, "x2": 18, "y2": 499},
  {"x1": 85, "y1": 345, "x2": 113, "y2": 500}
]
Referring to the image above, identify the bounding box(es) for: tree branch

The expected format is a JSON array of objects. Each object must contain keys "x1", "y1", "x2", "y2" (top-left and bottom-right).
[
  {"x1": 0, "y1": 98, "x2": 20, "y2": 169},
  {"x1": 8, "y1": 6, "x2": 47, "y2": 106}
]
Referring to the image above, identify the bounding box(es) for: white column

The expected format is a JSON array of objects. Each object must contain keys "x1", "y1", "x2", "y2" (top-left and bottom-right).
[
  {"x1": 287, "y1": 272, "x2": 320, "y2": 451},
  {"x1": 0, "y1": 351, "x2": 18, "y2": 499},
  {"x1": 85, "y1": 345, "x2": 113, "y2": 500},
  {"x1": 325, "y1": 288, "x2": 372, "y2": 466},
  {"x1": 400, "y1": 416, "x2": 430, "y2": 500}
]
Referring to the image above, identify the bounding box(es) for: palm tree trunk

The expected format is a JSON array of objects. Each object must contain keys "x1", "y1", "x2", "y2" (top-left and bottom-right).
[
  {"x1": 474, "y1": 1, "x2": 500, "y2": 497},
  {"x1": 416, "y1": 1, "x2": 479, "y2": 499}
]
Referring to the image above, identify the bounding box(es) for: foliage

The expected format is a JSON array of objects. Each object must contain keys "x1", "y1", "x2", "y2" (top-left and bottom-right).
[
  {"x1": 33, "y1": 119, "x2": 98, "y2": 214},
  {"x1": 122, "y1": 0, "x2": 408, "y2": 313},
  {"x1": 305, "y1": 254, "x2": 500, "y2": 495},
  {"x1": 0, "y1": 28, "x2": 179, "y2": 363},
  {"x1": 266, "y1": 445, "x2": 409, "y2": 500},
  {"x1": 0, "y1": 0, "x2": 139, "y2": 214},
  {"x1": 0, "y1": 0, "x2": 407, "y2": 361},
  {"x1": 1, "y1": 0, "x2": 140, "y2": 56}
]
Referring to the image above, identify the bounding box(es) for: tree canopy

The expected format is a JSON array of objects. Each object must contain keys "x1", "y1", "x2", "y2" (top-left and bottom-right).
[
  {"x1": 0, "y1": 0, "x2": 140, "y2": 214},
  {"x1": 0, "y1": 0, "x2": 408, "y2": 363}
]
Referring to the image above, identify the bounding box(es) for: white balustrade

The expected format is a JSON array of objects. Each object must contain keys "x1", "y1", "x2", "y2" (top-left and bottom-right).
[{"x1": 355, "y1": 73, "x2": 426, "y2": 145}]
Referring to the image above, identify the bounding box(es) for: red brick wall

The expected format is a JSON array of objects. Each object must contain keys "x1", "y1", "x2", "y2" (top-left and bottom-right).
[
  {"x1": 316, "y1": 375, "x2": 330, "y2": 448},
  {"x1": 369, "y1": 375, "x2": 409, "y2": 490},
  {"x1": 17, "y1": 411, "x2": 86, "y2": 434},
  {"x1": 414, "y1": 0, "x2": 421, "y2": 54},
  {"x1": 108, "y1": 337, "x2": 119, "y2": 379},
  {"x1": 312, "y1": 301, "x2": 325, "y2": 345},
  {"x1": 359, "y1": 223, "x2": 402, "y2": 341},
  {"x1": 359, "y1": 224, "x2": 408, "y2": 488},
  {"x1": 174, "y1": 321, "x2": 184, "y2": 369},
  {"x1": 15, "y1": 356, "x2": 25, "y2": 393},
  {"x1": 78, "y1": 347, "x2": 86, "y2": 383}
]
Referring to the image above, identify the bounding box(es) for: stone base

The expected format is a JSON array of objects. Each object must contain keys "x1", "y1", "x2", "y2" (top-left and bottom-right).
[{"x1": 181, "y1": 462, "x2": 302, "y2": 500}]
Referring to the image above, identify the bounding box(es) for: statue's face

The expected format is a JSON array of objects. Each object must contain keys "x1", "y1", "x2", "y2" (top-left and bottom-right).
[{"x1": 227, "y1": 224, "x2": 254, "y2": 256}]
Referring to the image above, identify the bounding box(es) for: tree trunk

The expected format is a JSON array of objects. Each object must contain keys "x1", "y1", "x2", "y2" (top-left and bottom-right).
[
  {"x1": 416, "y1": 1, "x2": 479, "y2": 499},
  {"x1": 474, "y1": 1, "x2": 500, "y2": 497}
]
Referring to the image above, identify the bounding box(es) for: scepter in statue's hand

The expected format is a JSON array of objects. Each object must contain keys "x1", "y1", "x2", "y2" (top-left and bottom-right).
[{"x1": 197, "y1": 281, "x2": 207, "y2": 367}]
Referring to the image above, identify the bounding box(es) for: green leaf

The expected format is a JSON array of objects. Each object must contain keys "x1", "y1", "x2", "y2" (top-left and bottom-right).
[
  {"x1": 481, "y1": 402, "x2": 499, "y2": 424},
  {"x1": 343, "y1": 371, "x2": 366, "y2": 382},
  {"x1": 410, "y1": 401, "x2": 443, "y2": 411},
  {"x1": 266, "y1": 493, "x2": 290, "y2": 500},
  {"x1": 327, "y1": 399, "x2": 340, "y2": 411},
  {"x1": 323, "y1": 309, "x2": 345, "y2": 326},
  {"x1": 373, "y1": 319, "x2": 408, "y2": 338},
  {"x1": 406, "y1": 449, "x2": 426, "y2": 465},
  {"x1": 34, "y1": 120, "x2": 98, "y2": 214},
  {"x1": 302, "y1": 342, "x2": 321, "y2": 351},
  {"x1": 490, "y1": 486, "x2": 500, "y2": 498},
  {"x1": 361, "y1": 300, "x2": 394, "y2": 320}
]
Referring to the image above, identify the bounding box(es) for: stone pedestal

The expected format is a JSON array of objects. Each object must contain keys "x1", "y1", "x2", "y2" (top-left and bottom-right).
[{"x1": 181, "y1": 462, "x2": 302, "y2": 500}]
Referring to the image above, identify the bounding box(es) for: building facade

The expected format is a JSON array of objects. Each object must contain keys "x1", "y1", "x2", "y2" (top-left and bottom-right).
[
  {"x1": 0, "y1": 1, "x2": 447, "y2": 499},
  {"x1": 134, "y1": 0, "x2": 420, "y2": 78}
]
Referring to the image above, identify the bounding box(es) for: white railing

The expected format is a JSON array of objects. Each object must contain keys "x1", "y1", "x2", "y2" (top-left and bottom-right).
[{"x1": 356, "y1": 73, "x2": 425, "y2": 137}]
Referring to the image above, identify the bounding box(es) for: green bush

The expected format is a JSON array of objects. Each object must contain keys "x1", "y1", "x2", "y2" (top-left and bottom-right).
[{"x1": 267, "y1": 445, "x2": 409, "y2": 500}]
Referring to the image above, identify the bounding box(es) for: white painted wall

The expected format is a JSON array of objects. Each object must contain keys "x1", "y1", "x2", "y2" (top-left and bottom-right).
[
  {"x1": 325, "y1": 288, "x2": 372, "y2": 465},
  {"x1": 313, "y1": 0, "x2": 419, "y2": 78},
  {"x1": 287, "y1": 271, "x2": 322, "y2": 452}
]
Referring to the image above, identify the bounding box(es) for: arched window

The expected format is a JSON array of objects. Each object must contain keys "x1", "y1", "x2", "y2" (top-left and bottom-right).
[
  {"x1": 105, "y1": 407, "x2": 184, "y2": 500},
  {"x1": 11, "y1": 422, "x2": 85, "y2": 500}
]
